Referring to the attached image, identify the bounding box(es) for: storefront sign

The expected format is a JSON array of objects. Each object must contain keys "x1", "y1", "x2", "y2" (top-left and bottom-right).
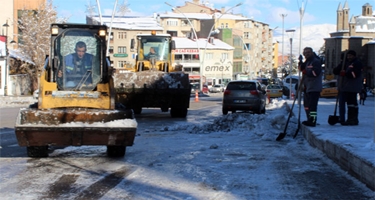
[
  {"x1": 174, "y1": 49, "x2": 199, "y2": 54},
  {"x1": 113, "y1": 54, "x2": 128, "y2": 57},
  {"x1": 204, "y1": 65, "x2": 231, "y2": 72}
]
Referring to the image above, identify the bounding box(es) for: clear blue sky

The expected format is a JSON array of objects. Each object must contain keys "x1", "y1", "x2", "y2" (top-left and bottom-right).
[{"x1": 54, "y1": 0, "x2": 373, "y2": 29}]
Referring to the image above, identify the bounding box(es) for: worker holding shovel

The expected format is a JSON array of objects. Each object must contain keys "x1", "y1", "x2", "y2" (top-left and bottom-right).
[
  {"x1": 333, "y1": 50, "x2": 363, "y2": 126},
  {"x1": 300, "y1": 47, "x2": 323, "y2": 127}
]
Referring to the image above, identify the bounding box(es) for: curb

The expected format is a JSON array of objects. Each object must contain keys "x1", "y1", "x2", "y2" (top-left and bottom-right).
[
  {"x1": 302, "y1": 125, "x2": 375, "y2": 191},
  {"x1": 0, "y1": 96, "x2": 36, "y2": 107}
]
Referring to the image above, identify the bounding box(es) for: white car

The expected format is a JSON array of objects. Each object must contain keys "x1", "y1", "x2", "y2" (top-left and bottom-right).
[{"x1": 210, "y1": 84, "x2": 224, "y2": 93}]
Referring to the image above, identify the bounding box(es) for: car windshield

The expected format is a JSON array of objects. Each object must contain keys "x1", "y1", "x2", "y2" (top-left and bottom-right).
[
  {"x1": 55, "y1": 30, "x2": 101, "y2": 91},
  {"x1": 267, "y1": 85, "x2": 281, "y2": 89},
  {"x1": 227, "y1": 82, "x2": 256, "y2": 90}
]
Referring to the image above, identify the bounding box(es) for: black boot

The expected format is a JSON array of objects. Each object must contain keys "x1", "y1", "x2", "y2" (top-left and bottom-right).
[
  {"x1": 341, "y1": 107, "x2": 359, "y2": 126},
  {"x1": 302, "y1": 111, "x2": 317, "y2": 127}
]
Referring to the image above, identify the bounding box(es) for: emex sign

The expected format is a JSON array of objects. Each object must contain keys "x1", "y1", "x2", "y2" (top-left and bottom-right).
[{"x1": 205, "y1": 65, "x2": 231, "y2": 72}]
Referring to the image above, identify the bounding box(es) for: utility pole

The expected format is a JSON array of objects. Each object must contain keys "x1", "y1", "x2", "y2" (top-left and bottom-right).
[
  {"x1": 280, "y1": 14, "x2": 287, "y2": 78},
  {"x1": 3, "y1": 20, "x2": 9, "y2": 96}
]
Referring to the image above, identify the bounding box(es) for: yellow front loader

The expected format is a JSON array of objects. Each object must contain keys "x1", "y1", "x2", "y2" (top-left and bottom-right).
[{"x1": 15, "y1": 23, "x2": 137, "y2": 157}]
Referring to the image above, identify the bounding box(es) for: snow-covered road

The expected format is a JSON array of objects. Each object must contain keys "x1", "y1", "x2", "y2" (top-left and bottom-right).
[{"x1": 0, "y1": 96, "x2": 374, "y2": 199}]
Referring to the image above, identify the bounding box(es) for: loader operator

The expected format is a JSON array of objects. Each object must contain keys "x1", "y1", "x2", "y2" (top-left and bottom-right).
[
  {"x1": 57, "y1": 41, "x2": 93, "y2": 88},
  {"x1": 145, "y1": 47, "x2": 158, "y2": 60}
]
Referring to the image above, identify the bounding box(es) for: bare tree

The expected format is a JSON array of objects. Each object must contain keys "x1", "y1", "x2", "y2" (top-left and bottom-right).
[{"x1": 16, "y1": 0, "x2": 66, "y2": 90}]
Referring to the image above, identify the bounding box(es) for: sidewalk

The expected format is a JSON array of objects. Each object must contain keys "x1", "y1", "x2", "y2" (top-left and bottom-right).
[
  {"x1": 0, "y1": 95, "x2": 36, "y2": 107},
  {"x1": 298, "y1": 95, "x2": 375, "y2": 191}
]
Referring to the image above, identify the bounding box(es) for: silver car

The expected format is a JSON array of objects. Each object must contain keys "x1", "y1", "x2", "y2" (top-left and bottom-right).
[
  {"x1": 210, "y1": 84, "x2": 224, "y2": 93},
  {"x1": 222, "y1": 80, "x2": 267, "y2": 115}
]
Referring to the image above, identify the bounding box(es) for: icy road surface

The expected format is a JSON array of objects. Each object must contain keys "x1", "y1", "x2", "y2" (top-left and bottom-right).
[{"x1": 0, "y1": 97, "x2": 374, "y2": 199}]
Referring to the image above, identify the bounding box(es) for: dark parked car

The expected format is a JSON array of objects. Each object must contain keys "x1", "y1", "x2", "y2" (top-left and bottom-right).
[
  {"x1": 222, "y1": 80, "x2": 267, "y2": 115},
  {"x1": 281, "y1": 85, "x2": 290, "y2": 97}
]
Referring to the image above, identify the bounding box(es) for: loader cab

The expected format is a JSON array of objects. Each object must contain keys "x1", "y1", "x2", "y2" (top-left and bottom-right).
[
  {"x1": 137, "y1": 35, "x2": 173, "y2": 62},
  {"x1": 131, "y1": 32, "x2": 175, "y2": 71},
  {"x1": 50, "y1": 24, "x2": 107, "y2": 91}
]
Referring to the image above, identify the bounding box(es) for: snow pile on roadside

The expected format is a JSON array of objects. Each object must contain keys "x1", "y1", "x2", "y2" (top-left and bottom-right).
[{"x1": 165, "y1": 99, "x2": 298, "y2": 140}]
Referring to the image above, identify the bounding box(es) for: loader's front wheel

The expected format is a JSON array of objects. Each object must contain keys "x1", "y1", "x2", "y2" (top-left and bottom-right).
[
  {"x1": 27, "y1": 146, "x2": 48, "y2": 158},
  {"x1": 107, "y1": 146, "x2": 126, "y2": 157}
]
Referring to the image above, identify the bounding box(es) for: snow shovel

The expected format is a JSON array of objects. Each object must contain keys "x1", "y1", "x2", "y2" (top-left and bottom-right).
[
  {"x1": 328, "y1": 51, "x2": 347, "y2": 125},
  {"x1": 276, "y1": 74, "x2": 305, "y2": 141},
  {"x1": 328, "y1": 94, "x2": 340, "y2": 125},
  {"x1": 293, "y1": 55, "x2": 304, "y2": 139}
]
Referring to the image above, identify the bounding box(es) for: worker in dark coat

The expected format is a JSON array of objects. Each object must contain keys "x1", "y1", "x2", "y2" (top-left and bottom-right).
[{"x1": 333, "y1": 50, "x2": 363, "y2": 125}]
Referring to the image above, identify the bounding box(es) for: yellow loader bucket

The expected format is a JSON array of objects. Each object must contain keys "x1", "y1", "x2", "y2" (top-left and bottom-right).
[{"x1": 14, "y1": 108, "x2": 137, "y2": 157}]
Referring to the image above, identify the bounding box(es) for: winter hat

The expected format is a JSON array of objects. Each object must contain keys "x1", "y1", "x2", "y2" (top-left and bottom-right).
[{"x1": 347, "y1": 50, "x2": 356, "y2": 56}]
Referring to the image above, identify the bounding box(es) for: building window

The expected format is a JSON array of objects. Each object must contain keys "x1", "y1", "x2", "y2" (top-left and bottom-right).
[
  {"x1": 109, "y1": 32, "x2": 114, "y2": 41},
  {"x1": 118, "y1": 32, "x2": 127, "y2": 39},
  {"x1": 244, "y1": 32, "x2": 249, "y2": 39},
  {"x1": 118, "y1": 46, "x2": 126, "y2": 53},
  {"x1": 167, "y1": 20, "x2": 178, "y2": 26},
  {"x1": 118, "y1": 60, "x2": 126, "y2": 68},
  {"x1": 245, "y1": 43, "x2": 251, "y2": 50},
  {"x1": 225, "y1": 23, "x2": 229, "y2": 28},
  {"x1": 221, "y1": 53, "x2": 229, "y2": 60},
  {"x1": 221, "y1": 23, "x2": 224, "y2": 28},
  {"x1": 109, "y1": 46, "x2": 114, "y2": 54},
  {"x1": 205, "y1": 53, "x2": 213, "y2": 60},
  {"x1": 181, "y1": 20, "x2": 190, "y2": 26},
  {"x1": 244, "y1": 21, "x2": 250, "y2": 28}
]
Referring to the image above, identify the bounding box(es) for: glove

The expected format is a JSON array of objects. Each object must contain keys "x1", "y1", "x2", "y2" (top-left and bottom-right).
[
  {"x1": 302, "y1": 69, "x2": 306, "y2": 74},
  {"x1": 340, "y1": 70, "x2": 346, "y2": 77}
]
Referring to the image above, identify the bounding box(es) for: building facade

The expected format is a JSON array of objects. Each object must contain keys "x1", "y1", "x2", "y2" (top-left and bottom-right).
[
  {"x1": 324, "y1": 2, "x2": 375, "y2": 88},
  {"x1": 165, "y1": 1, "x2": 274, "y2": 80},
  {"x1": 1, "y1": 0, "x2": 45, "y2": 96},
  {"x1": 88, "y1": 0, "x2": 275, "y2": 88}
]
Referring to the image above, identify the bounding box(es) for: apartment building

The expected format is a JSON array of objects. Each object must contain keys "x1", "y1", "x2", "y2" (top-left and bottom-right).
[
  {"x1": 1, "y1": 0, "x2": 45, "y2": 96},
  {"x1": 88, "y1": 0, "x2": 275, "y2": 84},
  {"x1": 173, "y1": 37, "x2": 234, "y2": 86},
  {"x1": 87, "y1": 16, "x2": 164, "y2": 68},
  {"x1": 161, "y1": 1, "x2": 274, "y2": 80}
]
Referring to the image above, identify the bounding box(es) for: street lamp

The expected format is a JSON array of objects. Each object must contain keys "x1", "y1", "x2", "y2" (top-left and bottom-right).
[
  {"x1": 200, "y1": 2, "x2": 242, "y2": 91},
  {"x1": 280, "y1": 14, "x2": 287, "y2": 77},
  {"x1": 165, "y1": 2, "x2": 198, "y2": 41},
  {"x1": 234, "y1": 33, "x2": 250, "y2": 76},
  {"x1": 165, "y1": 2, "x2": 200, "y2": 84},
  {"x1": 286, "y1": 29, "x2": 295, "y2": 99},
  {"x1": 3, "y1": 20, "x2": 9, "y2": 96},
  {"x1": 220, "y1": 58, "x2": 226, "y2": 85}
]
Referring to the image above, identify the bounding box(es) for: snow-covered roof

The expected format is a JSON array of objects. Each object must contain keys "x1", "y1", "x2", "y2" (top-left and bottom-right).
[
  {"x1": 9, "y1": 49, "x2": 35, "y2": 65},
  {"x1": 173, "y1": 37, "x2": 234, "y2": 50},
  {"x1": 91, "y1": 16, "x2": 163, "y2": 30},
  {"x1": 354, "y1": 16, "x2": 375, "y2": 32},
  {"x1": 212, "y1": 12, "x2": 249, "y2": 21},
  {"x1": 157, "y1": 12, "x2": 212, "y2": 20}
]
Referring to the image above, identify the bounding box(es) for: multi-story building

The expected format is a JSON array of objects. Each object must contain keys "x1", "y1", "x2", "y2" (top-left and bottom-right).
[
  {"x1": 173, "y1": 37, "x2": 234, "y2": 86},
  {"x1": 87, "y1": 16, "x2": 164, "y2": 68},
  {"x1": 88, "y1": 0, "x2": 275, "y2": 87},
  {"x1": 88, "y1": 15, "x2": 234, "y2": 86},
  {"x1": 324, "y1": 2, "x2": 375, "y2": 88},
  {"x1": 1, "y1": 0, "x2": 45, "y2": 96},
  {"x1": 164, "y1": 1, "x2": 274, "y2": 80}
]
